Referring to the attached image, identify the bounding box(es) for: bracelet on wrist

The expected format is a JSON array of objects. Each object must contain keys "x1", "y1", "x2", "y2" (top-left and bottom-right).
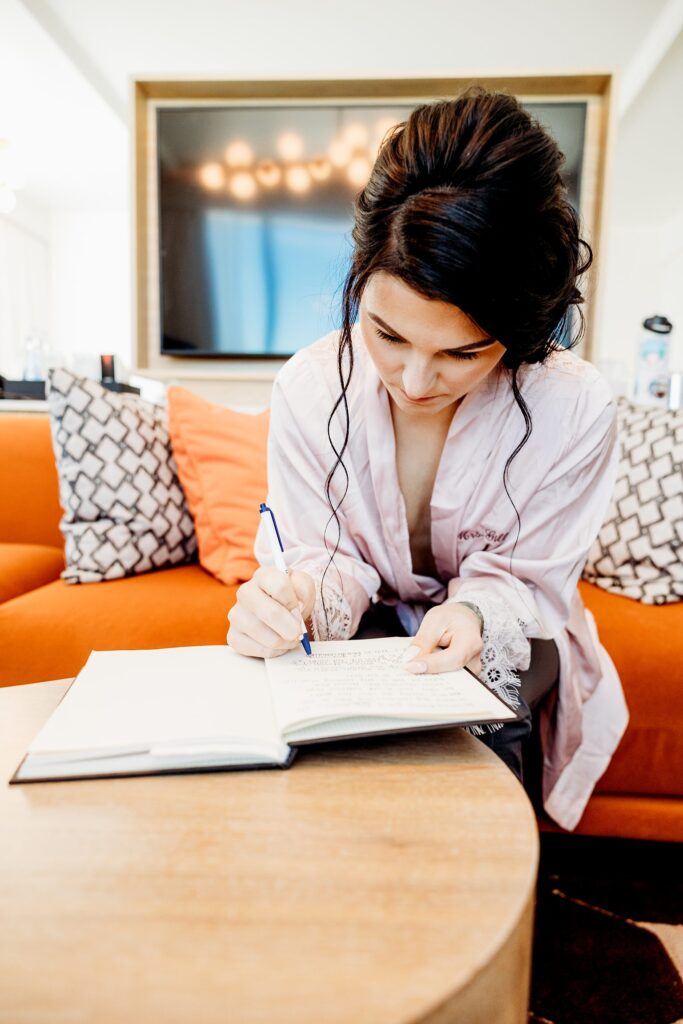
[{"x1": 451, "y1": 599, "x2": 485, "y2": 636}]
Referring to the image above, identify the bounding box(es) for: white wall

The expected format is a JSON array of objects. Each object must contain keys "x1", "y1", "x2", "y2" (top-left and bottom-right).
[
  {"x1": 597, "y1": 27, "x2": 683, "y2": 392},
  {"x1": 49, "y1": 208, "x2": 131, "y2": 373},
  {"x1": 0, "y1": 198, "x2": 50, "y2": 379},
  {"x1": 0, "y1": 0, "x2": 129, "y2": 378},
  {"x1": 660, "y1": 206, "x2": 683, "y2": 366},
  {"x1": 0, "y1": 202, "x2": 133, "y2": 381}
]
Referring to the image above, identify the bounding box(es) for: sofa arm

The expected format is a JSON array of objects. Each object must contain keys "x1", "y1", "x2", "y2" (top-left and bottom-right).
[{"x1": 0, "y1": 414, "x2": 63, "y2": 548}]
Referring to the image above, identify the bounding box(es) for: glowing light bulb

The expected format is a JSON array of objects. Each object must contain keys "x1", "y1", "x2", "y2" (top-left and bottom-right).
[
  {"x1": 347, "y1": 154, "x2": 371, "y2": 188},
  {"x1": 309, "y1": 158, "x2": 332, "y2": 182},
  {"x1": 197, "y1": 162, "x2": 225, "y2": 190},
  {"x1": 341, "y1": 122, "x2": 369, "y2": 149},
  {"x1": 255, "y1": 161, "x2": 281, "y2": 188},
  {"x1": 285, "y1": 164, "x2": 311, "y2": 193},
  {"x1": 277, "y1": 132, "x2": 304, "y2": 161},
  {"x1": 224, "y1": 140, "x2": 254, "y2": 167},
  {"x1": 328, "y1": 137, "x2": 351, "y2": 168},
  {"x1": 229, "y1": 171, "x2": 257, "y2": 200}
]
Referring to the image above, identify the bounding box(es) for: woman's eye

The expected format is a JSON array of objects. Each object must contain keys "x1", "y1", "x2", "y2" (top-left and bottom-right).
[
  {"x1": 446, "y1": 350, "x2": 479, "y2": 361},
  {"x1": 375, "y1": 327, "x2": 479, "y2": 361},
  {"x1": 375, "y1": 327, "x2": 403, "y2": 345}
]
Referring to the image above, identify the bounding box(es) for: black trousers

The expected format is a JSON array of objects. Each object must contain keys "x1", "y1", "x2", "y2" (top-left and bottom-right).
[{"x1": 352, "y1": 601, "x2": 559, "y2": 809}]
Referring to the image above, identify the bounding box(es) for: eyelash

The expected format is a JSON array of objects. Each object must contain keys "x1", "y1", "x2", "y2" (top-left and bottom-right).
[{"x1": 374, "y1": 327, "x2": 480, "y2": 361}]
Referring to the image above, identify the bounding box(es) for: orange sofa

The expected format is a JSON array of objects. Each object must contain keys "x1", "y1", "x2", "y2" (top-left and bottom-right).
[{"x1": 1, "y1": 412, "x2": 681, "y2": 841}]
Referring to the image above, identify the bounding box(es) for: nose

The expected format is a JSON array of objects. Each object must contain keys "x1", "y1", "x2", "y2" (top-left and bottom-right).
[{"x1": 402, "y1": 355, "x2": 438, "y2": 400}]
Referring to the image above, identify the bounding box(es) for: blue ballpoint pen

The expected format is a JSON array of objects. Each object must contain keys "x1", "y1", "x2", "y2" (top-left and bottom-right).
[{"x1": 259, "y1": 502, "x2": 312, "y2": 656}]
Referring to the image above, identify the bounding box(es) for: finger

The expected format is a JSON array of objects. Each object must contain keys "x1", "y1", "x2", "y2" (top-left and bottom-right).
[
  {"x1": 406, "y1": 635, "x2": 482, "y2": 676},
  {"x1": 226, "y1": 625, "x2": 267, "y2": 658},
  {"x1": 407, "y1": 612, "x2": 452, "y2": 660},
  {"x1": 289, "y1": 569, "x2": 316, "y2": 617},
  {"x1": 227, "y1": 625, "x2": 294, "y2": 660},
  {"x1": 239, "y1": 576, "x2": 303, "y2": 642},
  {"x1": 230, "y1": 604, "x2": 300, "y2": 654},
  {"x1": 404, "y1": 604, "x2": 484, "y2": 671},
  {"x1": 259, "y1": 568, "x2": 309, "y2": 632},
  {"x1": 257, "y1": 566, "x2": 300, "y2": 612}
]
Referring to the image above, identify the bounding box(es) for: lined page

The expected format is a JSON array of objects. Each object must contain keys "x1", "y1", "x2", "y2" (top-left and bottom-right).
[
  {"x1": 265, "y1": 637, "x2": 516, "y2": 737},
  {"x1": 27, "y1": 646, "x2": 286, "y2": 760}
]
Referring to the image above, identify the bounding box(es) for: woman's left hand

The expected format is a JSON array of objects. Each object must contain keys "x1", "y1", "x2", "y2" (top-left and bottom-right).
[{"x1": 402, "y1": 602, "x2": 483, "y2": 676}]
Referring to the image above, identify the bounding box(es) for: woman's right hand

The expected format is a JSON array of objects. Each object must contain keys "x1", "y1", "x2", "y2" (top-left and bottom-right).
[{"x1": 227, "y1": 566, "x2": 316, "y2": 658}]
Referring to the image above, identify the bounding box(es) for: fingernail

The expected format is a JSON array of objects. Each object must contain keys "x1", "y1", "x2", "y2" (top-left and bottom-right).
[
  {"x1": 401, "y1": 644, "x2": 421, "y2": 664},
  {"x1": 406, "y1": 661, "x2": 426, "y2": 674}
]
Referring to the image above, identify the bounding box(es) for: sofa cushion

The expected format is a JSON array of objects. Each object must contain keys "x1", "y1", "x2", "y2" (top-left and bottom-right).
[
  {"x1": 0, "y1": 543, "x2": 65, "y2": 605},
  {"x1": 0, "y1": 415, "x2": 63, "y2": 548},
  {"x1": 0, "y1": 566, "x2": 237, "y2": 687},
  {"x1": 46, "y1": 368, "x2": 197, "y2": 583},
  {"x1": 541, "y1": 794, "x2": 683, "y2": 843},
  {"x1": 167, "y1": 386, "x2": 269, "y2": 586},
  {"x1": 582, "y1": 398, "x2": 683, "y2": 604},
  {"x1": 579, "y1": 580, "x2": 683, "y2": 796}
]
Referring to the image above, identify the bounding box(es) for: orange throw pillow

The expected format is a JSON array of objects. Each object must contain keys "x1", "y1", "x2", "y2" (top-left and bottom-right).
[{"x1": 167, "y1": 386, "x2": 269, "y2": 586}]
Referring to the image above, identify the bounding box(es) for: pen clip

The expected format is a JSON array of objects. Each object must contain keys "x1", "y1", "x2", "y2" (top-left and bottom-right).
[
  {"x1": 259, "y1": 502, "x2": 312, "y2": 657},
  {"x1": 259, "y1": 502, "x2": 285, "y2": 553}
]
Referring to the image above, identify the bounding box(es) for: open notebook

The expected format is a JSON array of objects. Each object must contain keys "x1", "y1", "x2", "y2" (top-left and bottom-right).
[{"x1": 11, "y1": 638, "x2": 521, "y2": 783}]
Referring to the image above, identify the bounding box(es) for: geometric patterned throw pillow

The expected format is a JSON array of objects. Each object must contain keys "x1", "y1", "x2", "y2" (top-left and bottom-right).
[
  {"x1": 582, "y1": 396, "x2": 683, "y2": 604},
  {"x1": 46, "y1": 367, "x2": 197, "y2": 583}
]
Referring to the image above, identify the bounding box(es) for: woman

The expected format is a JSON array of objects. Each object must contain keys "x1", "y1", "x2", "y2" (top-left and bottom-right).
[{"x1": 227, "y1": 86, "x2": 629, "y2": 831}]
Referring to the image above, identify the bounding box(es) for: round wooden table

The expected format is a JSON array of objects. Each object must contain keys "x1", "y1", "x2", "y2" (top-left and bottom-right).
[{"x1": 0, "y1": 679, "x2": 539, "y2": 1024}]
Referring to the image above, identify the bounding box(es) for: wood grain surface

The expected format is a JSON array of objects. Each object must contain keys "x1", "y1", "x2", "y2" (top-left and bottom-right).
[{"x1": 0, "y1": 678, "x2": 539, "y2": 1024}]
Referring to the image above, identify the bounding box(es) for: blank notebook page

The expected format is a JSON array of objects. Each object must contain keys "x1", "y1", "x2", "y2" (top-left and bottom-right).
[{"x1": 28, "y1": 646, "x2": 281, "y2": 757}]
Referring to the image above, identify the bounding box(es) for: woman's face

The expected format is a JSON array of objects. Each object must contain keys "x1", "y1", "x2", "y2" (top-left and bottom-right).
[{"x1": 359, "y1": 272, "x2": 506, "y2": 418}]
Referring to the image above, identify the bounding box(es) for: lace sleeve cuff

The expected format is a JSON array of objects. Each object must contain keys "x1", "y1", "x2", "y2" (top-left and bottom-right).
[
  {"x1": 290, "y1": 558, "x2": 367, "y2": 641},
  {"x1": 307, "y1": 573, "x2": 355, "y2": 641},
  {"x1": 447, "y1": 589, "x2": 531, "y2": 736}
]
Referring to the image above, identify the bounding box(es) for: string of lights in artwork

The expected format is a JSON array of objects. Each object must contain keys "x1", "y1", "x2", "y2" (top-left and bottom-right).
[{"x1": 194, "y1": 116, "x2": 399, "y2": 200}]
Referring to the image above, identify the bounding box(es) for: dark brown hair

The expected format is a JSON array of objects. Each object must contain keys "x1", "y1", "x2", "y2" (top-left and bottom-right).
[{"x1": 321, "y1": 85, "x2": 593, "y2": 631}]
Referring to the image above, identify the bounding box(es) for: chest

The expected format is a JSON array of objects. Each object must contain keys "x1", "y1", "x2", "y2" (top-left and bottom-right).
[{"x1": 393, "y1": 426, "x2": 448, "y2": 577}]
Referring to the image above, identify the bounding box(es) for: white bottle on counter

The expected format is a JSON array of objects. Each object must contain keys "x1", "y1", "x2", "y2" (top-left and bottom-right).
[
  {"x1": 22, "y1": 331, "x2": 45, "y2": 381},
  {"x1": 633, "y1": 315, "x2": 673, "y2": 407}
]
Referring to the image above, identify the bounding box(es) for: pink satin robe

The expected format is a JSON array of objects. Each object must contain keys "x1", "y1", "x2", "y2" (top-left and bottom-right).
[{"x1": 254, "y1": 322, "x2": 629, "y2": 830}]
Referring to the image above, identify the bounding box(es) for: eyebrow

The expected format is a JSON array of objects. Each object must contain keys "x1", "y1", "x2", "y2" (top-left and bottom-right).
[{"x1": 367, "y1": 312, "x2": 496, "y2": 351}]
